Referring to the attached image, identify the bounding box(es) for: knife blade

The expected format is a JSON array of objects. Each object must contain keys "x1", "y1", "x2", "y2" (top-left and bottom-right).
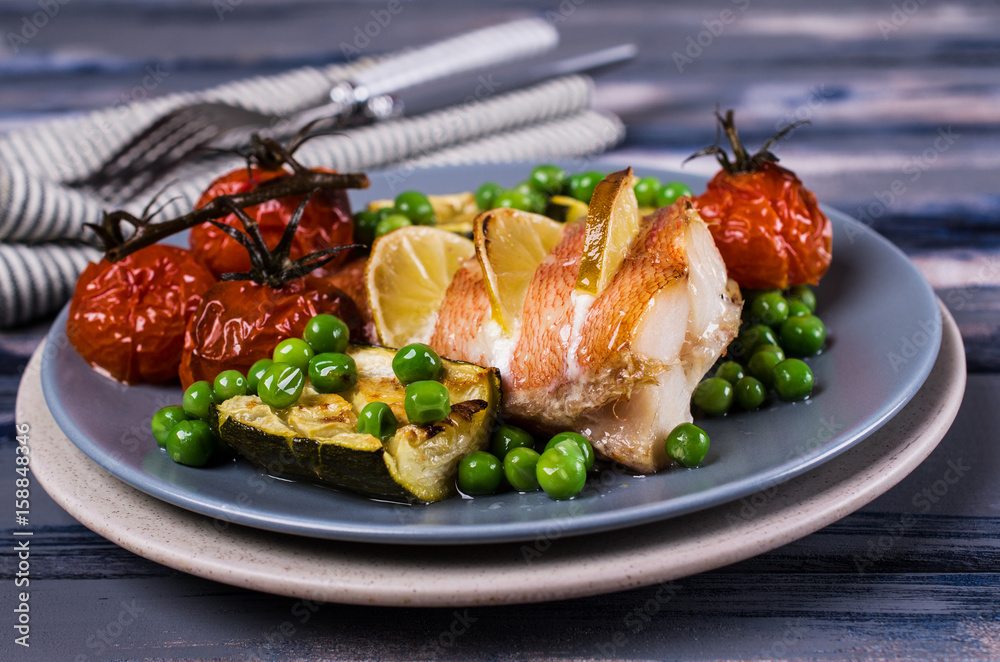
[
  {"x1": 392, "y1": 42, "x2": 638, "y2": 119},
  {"x1": 316, "y1": 17, "x2": 561, "y2": 124}
]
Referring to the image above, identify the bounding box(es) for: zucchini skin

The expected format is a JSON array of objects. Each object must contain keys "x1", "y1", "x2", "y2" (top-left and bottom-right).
[{"x1": 217, "y1": 415, "x2": 417, "y2": 502}]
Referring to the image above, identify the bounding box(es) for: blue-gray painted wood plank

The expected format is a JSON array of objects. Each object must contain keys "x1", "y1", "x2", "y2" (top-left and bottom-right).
[{"x1": 0, "y1": 0, "x2": 998, "y2": 659}]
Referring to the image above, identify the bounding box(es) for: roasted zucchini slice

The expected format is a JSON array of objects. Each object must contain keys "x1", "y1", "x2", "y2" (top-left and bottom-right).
[{"x1": 213, "y1": 344, "x2": 501, "y2": 502}]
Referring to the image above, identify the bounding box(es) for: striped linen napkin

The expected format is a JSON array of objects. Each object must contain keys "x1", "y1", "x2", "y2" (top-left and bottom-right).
[{"x1": 0, "y1": 59, "x2": 623, "y2": 328}]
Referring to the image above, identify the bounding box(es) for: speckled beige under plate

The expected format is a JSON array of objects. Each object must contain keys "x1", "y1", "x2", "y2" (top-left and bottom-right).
[{"x1": 19, "y1": 303, "x2": 964, "y2": 607}]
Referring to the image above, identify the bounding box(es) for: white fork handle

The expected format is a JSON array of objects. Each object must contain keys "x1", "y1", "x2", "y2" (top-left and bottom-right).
[{"x1": 351, "y1": 17, "x2": 559, "y2": 100}]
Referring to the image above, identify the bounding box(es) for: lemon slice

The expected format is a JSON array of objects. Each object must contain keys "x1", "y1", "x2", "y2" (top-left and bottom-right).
[
  {"x1": 435, "y1": 208, "x2": 480, "y2": 236},
  {"x1": 547, "y1": 195, "x2": 589, "y2": 223},
  {"x1": 474, "y1": 208, "x2": 564, "y2": 334},
  {"x1": 365, "y1": 226, "x2": 474, "y2": 346},
  {"x1": 575, "y1": 167, "x2": 641, "y2": 297}
]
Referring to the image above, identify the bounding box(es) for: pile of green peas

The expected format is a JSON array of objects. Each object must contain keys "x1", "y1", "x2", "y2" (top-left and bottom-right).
[
  {"x1": 351, "y1": 165, "x2": 696, "y2": 245},
  {"x1": 692, "y1": 285, "x2": 826, "y2": 416},
  {"x1": 353, "y1": 190, "x2": 438, "y2": 245},
  {"x1": 458, "y1": 417, "x2": 714, "y2": 500},
  {"x1": 457, "y1": 425, "x2": 596, "y2": 500},
  {"x1": 152, "y1": 313, "x2": 456, "y2": 467},
  {"x1": 474, "y1": 166, "x2": 693, "y2": 216}
]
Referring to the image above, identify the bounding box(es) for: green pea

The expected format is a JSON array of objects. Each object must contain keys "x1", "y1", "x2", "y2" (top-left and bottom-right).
[
  {"x1": 151, "y1": 406, "x2": 188, "y2": 448},
  {"x1": 247, "y1": 358, "x2": 273, "y2": 395},
  {"x1": 273, "y1": 338, "x2": 313, "y2": 372},
  {"x1": 734, "y1": 376, "x2": 767, "y2": 410},
  {"x1": 458, "y1": 451, "x2": 502, "y2": 495},
  {"x1": 692, "y1": 377, "x2": 733, "y2": 416},
  {"x1": 490, "y1": 423, "x2": 534, "y2": 458},
  {"x1": 182, "y1": 381, "x2": 214, "y2": 420},
  {"x1": 213, "y1": 370, "x2": 247, "y2": 403},
  {"x1": 165, "y1": 419, "x2": 216, "y2": 467},
  {"x1": 475, "y1": 182, "x2": 504, "y2": 210},
  {"x1": 308, "y1": 352, "x2": 357, "y2": 393},
  {"x1": 375, "y1": 213, "x2": 413, "y2": 238},
  {"x1": 787, "y1": 299, "x2": 811, "y2": 318},
  {"x1": 567, "y1": 171, "x2": 604, "y2": 203},
  {"x1": 756, "y1": 324, "x2": 781, "y2": 347},
  {"x1": 526, "y1": 191, "x2": 548, "y2": 215},
  {"x1": 786, "y1": 284, "x2": 817, "y2": 312},
  {"x1": 544, "y1": 431, "x2": 595, "y2": 470},
  {"x1": 494, "y1": 189, "x2": 530, "y2": 211},
  {"x1": 665, "y1": 422, "x2": 710, "y2": 468},
  {"x1": 392, "y1": 343, "x2": 443, "y2": 384},
  {"x1": 773, "y1": 358, "x2": 815, "y2": 400},
  {"x1": 730, "y1": 324, "x2": 780, "y2": 362},
  {"x1": 754, "y1": 344, "x2": 786, "y2": 362},
  {"x1": 357, "y1": 401, "x2": 397, "y2": 441},
  {"x1": 536, "y1": 447, "x2": 587, "y2": 499},
  {"x1": 353, "y1": 210, "x2": 380, "y2": 245},
  {"x1": 504, "y1": 446, "x2": 541, "y2": 492},
  {"x1": 394, "y1": 191, "x2": 436, "y2": 225},
  {"x1": 303, "y1": 314, "x2": 350, "y2": 354},
  {"x1": 633, "y1": 177, "x2": 662, "y2": 207},
  {"x1": 714, "y1": 361, "x2": 745, "y2": 384},
  {"x1": 257, "y1": 363, "x2": 305, "y2": 409},
  {"x1": 656, "y1": 181, "x2": 693, "y2": 206},
  {"x1": 748, "y1": 350, "x2": 783, "y2": 389},
  {"x1": 513, "y1": 181, "x2": 536, "y2": 198},
  {"x1": 529, "y1": 164, "x2": 568, "y2": 195},
  {"x1": 749, "y1": 291, "x2": 789, "y2": 327},
  {"x1": 780, "y1": 315, "x2": 827, "y2": 356},
  {"x1": 403, "y1": 380, "x2": 451, "y2": 424},
  {"x1": 548, "y1": 439, "x2": 583, "y2": 461}
]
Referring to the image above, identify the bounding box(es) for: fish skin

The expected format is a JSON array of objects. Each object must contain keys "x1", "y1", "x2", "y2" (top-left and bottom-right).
[
  {"x1": 508, "y1": 221, "x2": 585, "y2": 393},
  {"x1": 429, "y1": 257, "x2": 492, "y2": 366}
]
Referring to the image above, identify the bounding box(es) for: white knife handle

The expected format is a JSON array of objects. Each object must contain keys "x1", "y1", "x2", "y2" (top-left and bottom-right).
[{"x1": 350, "y1": 17, "x2": 559, "y2": 100}]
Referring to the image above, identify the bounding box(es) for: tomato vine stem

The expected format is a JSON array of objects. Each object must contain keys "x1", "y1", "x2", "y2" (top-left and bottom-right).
[
  {"x1": 87, "y1": 168, "x2": 369, "y2": 263},
  {"x1": 685, "y1": 108, "x2": 809, "y2": 175}
]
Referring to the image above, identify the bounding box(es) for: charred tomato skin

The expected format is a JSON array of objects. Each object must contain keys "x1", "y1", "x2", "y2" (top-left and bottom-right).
[
  {"x1": 189, "y1": 166, "x2": 353, "y2": 278},
  {"x1": 695, "y1": 160, "x2": 832, "y2": 291},
  {"x1": 178, "y1": 276, "x2": 363, "y2": 389},
  {"x1": 67, "y1": 245, "x2": 216, "y2": 384}
]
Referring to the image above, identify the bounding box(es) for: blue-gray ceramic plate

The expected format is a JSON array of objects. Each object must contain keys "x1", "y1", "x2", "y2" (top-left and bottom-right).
[{"x1": 41, "y1": 162, "x2": 941, "y2": 545}]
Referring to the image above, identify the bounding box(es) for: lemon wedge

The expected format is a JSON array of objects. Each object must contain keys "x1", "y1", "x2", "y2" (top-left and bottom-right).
[
  {"x1": 575, "y1": 167, "x2": 642, "y2": 297},
  {"x1": 365, "y1": 226, "x2": 475, "y2": 347},
  {"x1": 547, "y1": 195, "x2": 589, "y2": 223},
  {"x1": 474, "y1": 208, "x2": 564, "y2": 334}
]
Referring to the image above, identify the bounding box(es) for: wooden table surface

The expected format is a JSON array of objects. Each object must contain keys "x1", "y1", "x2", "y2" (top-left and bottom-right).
[{"x1": 1, "y1": 1, "x2": 998, "y2": 660}]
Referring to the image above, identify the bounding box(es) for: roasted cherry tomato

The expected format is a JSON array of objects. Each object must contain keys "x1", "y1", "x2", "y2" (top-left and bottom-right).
[
  {"x1": 692, "y1": 111, "x2": 832, "y2": 291},
  {"x1": 67, "y1": 245, "x2": 215, "y2": 384},
  {"x1": 189, "y1": 166, "x2": 353, "y2": 278},
  {"x1": 178, "y1": 276, "x2": 362, "y2": 388},
  {"x1": 324, "y1": 255, "x2": 374, "y2": 338}
]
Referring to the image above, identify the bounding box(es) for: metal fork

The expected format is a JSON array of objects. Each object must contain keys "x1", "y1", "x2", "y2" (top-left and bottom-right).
[
  {"x1": 68, "y1": 17, "x2": 562, "y2": 202},
  {"x1": 69, "y1": 101, "x2": 343, "y2": 203}
]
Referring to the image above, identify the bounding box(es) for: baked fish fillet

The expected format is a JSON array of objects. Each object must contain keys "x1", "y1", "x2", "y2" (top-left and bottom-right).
[{"x1": 427, "y1": 201, "x2": 741, "y2": 473}]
